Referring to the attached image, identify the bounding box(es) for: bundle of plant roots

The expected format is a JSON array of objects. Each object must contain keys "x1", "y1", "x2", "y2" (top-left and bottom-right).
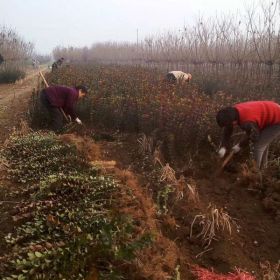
[{"x1": 192, "y1": 266, "x2": 256, "y2": 280}]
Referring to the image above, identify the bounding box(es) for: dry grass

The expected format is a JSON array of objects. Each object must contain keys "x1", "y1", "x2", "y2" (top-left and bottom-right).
[
  {"x1": 159, "y1": 165, "x2": 200, "y2": 203},
  {"x1": 260, "y1": 261, "x2": 280, "y2": 280},
  {"x1": 190, "y1": 204, "x2": 237, "y2": 248},
  {"x1": 186, "y1": 179, "x2": 200, "y2": 204},
  {"x1": 175, "y1": 176, "x2": 200, "y2": 203},
  {"x1": 58, "y1": 133, "x2": 101, "y2": 161},
  {"x1": 137, "y1": 133, "x2": 153, "y2": 155},
  {"x1": 160, "y1": 163, "x2": 177, "y2": 185},
  {"x1": 153, "y1": 144, "x2": 165, "y2": 166},
  {"x1": 90, "y1": 160, "x2": 116, "y2": 170}
]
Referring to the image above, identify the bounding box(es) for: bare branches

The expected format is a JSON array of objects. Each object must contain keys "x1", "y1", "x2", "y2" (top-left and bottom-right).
[
  {"x1": 0, "y1": 26, "x2": 34, "y2": 63},
  {"x1": 52, "y1": 2, "x2": 280, "y2": 86}
]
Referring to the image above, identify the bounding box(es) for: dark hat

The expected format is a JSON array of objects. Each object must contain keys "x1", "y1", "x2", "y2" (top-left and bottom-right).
[{"x1": 75, "y1": 85, "x2": 89, "y2": 94}]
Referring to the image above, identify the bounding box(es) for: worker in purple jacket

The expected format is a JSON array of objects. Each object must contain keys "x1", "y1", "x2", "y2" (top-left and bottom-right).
[{"x1": 40, "y1": 85, "x2": 88, "y2": 131}]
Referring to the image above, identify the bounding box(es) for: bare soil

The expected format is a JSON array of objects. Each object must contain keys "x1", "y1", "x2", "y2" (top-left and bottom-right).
[
  {"x1": 94, "y1": 130, "x2": 280, "y2": 279},
  {"x1": 0, "y1": 67, "x2": 47, "y2": 142}
]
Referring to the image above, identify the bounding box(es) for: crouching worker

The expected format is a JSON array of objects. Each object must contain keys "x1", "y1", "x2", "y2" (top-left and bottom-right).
[
  {"x1": 166, "y1": 71, "x2": 192, "y2": 84},
  {"x1": 40, "y1": 85, "x2": 88, "y2": 131},
  {"x1": 216, "y1": 101, "x2": 280, "y2": 169}
]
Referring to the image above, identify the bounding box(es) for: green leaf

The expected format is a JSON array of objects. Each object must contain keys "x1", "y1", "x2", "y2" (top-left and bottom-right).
[
  {"x1": 27, "y1": 252, "x2": 35, "y2": 260},
  {"x1": 35, "y1": 251, "x2": 43, "y2": 258},
  {"x1": 18, "y1": 275, "x2": 26, "y2": 280}
]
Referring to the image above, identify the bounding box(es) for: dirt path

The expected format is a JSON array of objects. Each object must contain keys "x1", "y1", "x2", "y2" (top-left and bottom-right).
[{"x1": 0, "y1": 67, "x2": 48, "y2": 142}]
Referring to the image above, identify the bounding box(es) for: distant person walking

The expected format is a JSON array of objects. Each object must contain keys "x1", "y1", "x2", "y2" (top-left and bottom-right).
[
  {"x1": 216, "y1": 101, "x2": 280, "y2": 169},
  {"x1": 32, "y1": 59, "x2": 39, "y2": 69},
  {"x1": 166, "y1": 71, "x2": 192, "y2": 84},
  {"x1": 40, "y1": 85, "x2": 88, "y2": 131}
]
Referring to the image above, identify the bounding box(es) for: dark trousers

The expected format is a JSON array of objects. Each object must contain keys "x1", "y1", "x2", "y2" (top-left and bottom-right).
[
  {"x1": 166, "y1": 73, "x2": 177, "y2": 84},
  {"x1": 40, "y1": 90, "x2": 63, "y2": 131}
]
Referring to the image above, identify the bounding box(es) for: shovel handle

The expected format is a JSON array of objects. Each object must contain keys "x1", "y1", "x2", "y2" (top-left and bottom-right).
[
  {"x1": 39, "y1": 71, "x2": 49, "y2": 87},
  {"x1": 221, "y1": 150, "x2": 235, "y2": 169}
]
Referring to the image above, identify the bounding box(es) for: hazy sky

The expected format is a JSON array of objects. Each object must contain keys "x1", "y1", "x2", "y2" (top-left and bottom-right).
[{"x1": 1, "y1": 0, "x2": 252, "y2": 54}]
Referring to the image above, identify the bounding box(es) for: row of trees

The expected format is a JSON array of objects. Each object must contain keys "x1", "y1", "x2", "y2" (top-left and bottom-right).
[
  {"x1": 53, "y1": 1, "x2": 280, "y2": 87},
  {"x1": 0, "y1": 26, "x2": 34, "y2": 64},
  {"x1": 0, "y1": 26, "x2": 50, "y2": 83}
]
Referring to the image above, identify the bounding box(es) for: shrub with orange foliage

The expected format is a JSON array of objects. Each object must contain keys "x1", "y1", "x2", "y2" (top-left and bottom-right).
[
  {"x1": 33, "y1": 65, "x2": 234, "y2": 158},
  {"x1": 33, "y1": 64, "x2": 279, "y2": 159}
]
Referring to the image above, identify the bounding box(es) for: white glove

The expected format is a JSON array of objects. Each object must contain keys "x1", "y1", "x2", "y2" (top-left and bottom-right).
[
  {"x1": 75, "y1": 117, "x2": 82, "y2": 125},
  {"x1": 232, "y1": 144, "x2": 241, "y2": 154},
  {"x1": 218, "y1": 147, "x2": 226, "y2": 158}
]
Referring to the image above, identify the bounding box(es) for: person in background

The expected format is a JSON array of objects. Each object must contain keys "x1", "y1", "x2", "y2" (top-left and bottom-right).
[
  {"x1": 57, "y1": 57, "x2": 64, "y2": 66},
  {"x1": 51, "y1": 61, "x2": 58, "y2": 71},
  {"x1": 51, "y1": 57, "x2": 64, "y2": 72},
  {"x1": 40, "y1": 85, "x2": 88, "y2": 131},
  {"x1": 32, "y1": 59, "x2": 39, "y2": 69},
  {"x1": 166, "y1": 71, "x2": 192, "y2": 84},
  {"x1": 216, "y1": 100, "x2": 280, "y2": 169}
]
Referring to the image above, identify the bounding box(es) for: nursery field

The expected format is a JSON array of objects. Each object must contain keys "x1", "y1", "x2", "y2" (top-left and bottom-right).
[{"x1": 0, "y1": 64, "x2": 280, "y2": 279}]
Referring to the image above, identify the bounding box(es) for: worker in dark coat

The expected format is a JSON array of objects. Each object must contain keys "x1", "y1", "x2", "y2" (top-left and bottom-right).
[{"x1": 40, "y1": 85, "x2": 88, "y2": 131}]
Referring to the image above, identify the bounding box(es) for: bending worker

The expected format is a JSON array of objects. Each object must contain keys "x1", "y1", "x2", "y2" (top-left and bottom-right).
[
  {"x1": 216, "y1": 100, "x2": 280, "y2": 169},
  {"x1": 40, "y1": 85, "x2": 88, "y2": 131},
  {"x1": 166, "y1": 71, "x2": 192, "y2": 84}
]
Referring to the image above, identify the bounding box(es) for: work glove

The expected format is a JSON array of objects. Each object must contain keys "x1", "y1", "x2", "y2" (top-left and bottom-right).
[
  {"x1": 75, "y1": 117, "x2": 82, "y2": 125},
  {"x1": 218, "y1": 147, "x2": 226, "y2": 158},
  {"x1": 232, "y1": 143, "x2": 241, "y2": 154}
]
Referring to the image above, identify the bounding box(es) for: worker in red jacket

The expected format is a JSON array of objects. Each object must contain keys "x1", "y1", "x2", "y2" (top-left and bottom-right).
[
  {"x1": 216, "y1": 101, "x2": 280, "y2": 169},
  {"x1": 40, "y1": 85, "x2": 88, "y2": 131}
]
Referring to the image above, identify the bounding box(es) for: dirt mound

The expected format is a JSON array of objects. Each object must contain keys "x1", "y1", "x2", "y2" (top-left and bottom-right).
[
  {"x1": 58, "y1": 133, "x2": 100, "y2": 161},
  {"x1": 137, "y1": 236, "x2": 180, "y2": 280},
  {"x1": 108, "y1": 168, "x2": 191, "y2": 279},
  {"x1": 114, "y1": 169, "x2": 157, "y2": 229}
]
